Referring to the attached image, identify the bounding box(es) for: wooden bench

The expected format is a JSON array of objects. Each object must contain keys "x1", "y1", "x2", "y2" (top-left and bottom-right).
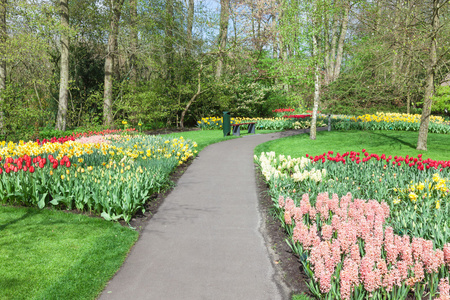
[{"x1": 231, "y1": 122, "x2": 256, "y2": 136}]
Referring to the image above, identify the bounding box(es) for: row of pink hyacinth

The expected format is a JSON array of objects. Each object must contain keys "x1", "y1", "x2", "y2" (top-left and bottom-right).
[{"x1": 279, "y1": 192, "x2": 450, "y2": 299}]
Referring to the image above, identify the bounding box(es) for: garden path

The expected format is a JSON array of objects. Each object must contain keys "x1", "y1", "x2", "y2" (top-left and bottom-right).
[{"x1": 99, "y1": 129, "x2": 315, "y2": 300}]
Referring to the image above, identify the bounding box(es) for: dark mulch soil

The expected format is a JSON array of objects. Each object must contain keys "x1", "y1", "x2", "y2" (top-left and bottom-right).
[{"x1": 255, "y1": 170, "x2": 311, "y2": 298}]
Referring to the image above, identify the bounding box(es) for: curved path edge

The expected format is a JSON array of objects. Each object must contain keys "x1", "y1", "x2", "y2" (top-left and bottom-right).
[{"x1": 99, "y1": 129, "x2": 320, "y2": 300}]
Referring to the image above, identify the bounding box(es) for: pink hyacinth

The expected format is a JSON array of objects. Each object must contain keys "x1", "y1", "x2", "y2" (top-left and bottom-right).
[
  {"x1": 293, "y1": 207, "x2": 302, "y2": 223},
  {"x1": 278, "y1": 195, "x2": 285, "y2": 208},
  {"x1": 293, "y1": 222, "x2": 309, "y2": 245},
  {"x1": 340, "y1": 257, "x2": 359, "y2": 300},
  {"x1": 284, "y1": 197, "x2": 295, "y2": 217},
  {"x1": 382, "y1": 267, "x2": 402, "y2": 292},
  {"x1": 443, "y1": 243, "x2": 450, "y2": 266},
  {"x1": 300, "y1": 193, "x2": 311, "y2": 215},
  {"x1": 321, "y1": 224, "x2": 333, "y2": 241},
  {"x1": 284, "y1": 210, "x2": 292, "y2": 225},
  {"x1": 413, "y1": 261, "x2": 424, "y2": 284},
  {"x1": 435, "y1": 278, "x2": 450, "y2": 300}
]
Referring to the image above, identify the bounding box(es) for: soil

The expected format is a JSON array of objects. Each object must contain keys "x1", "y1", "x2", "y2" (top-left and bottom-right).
[{"x1": 255, "y1": 170, "x2": 311, "y2": 298}]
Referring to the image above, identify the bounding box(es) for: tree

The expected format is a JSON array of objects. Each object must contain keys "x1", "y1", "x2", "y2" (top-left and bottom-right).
[
  {"x1": 0, "y1": 0, "x2": 6, "y2": 134},
  {"x1": 104, "y1": 0, "x2": 125, "y2": 127},
  {"x1": 55, "y1": 0, "x2": 69, "y2": 131},
  {"x1": 323, "y1": 0, "x2": 350, "y2": 85},
  {"x1": 186, "y1": 0, "x2": 194, "y2": 52},
  {"x1": 216, "y1": 0, "x2": 229, "y2": 79},
  {"x1": 310, "y1": 0, "x2": 321, "y2": 140},
  {"x1": 129, "y1": 0, "x2": 138, "y2": 84},
  {"x1": 417, "y1": 0, "x2": 449, "y2": 150}
]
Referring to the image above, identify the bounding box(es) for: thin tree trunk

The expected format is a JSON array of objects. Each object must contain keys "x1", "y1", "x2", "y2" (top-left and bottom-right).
[
  {"x1": 324, "y1": 14, "x2": 331, "y2": 85},
  {"x1": 165, "y1": 0, "x2": 174, "y2": 83},
  {"x1": 56, "y1": 0, "x2": 69, "y2": 131},
  {"x1": 407, "y1": 92, "x2": 411, "y2": 115},
  {"x1": 310, "y1": 32, "x2": 320, "y2": 140},
  {"x1": 180, "y1": 65, "x2": 202, "y2": 128},
  {"x1": 104, "y1": 0, "x2": 125, "y2": 127},
  {"x1": 328, "y1": 16, "x2": 337, "y2": 82},
  {"x1": 187, "y1": 0, "x2": 194, "y2": 52},
  {"x1": 310, "y1": 0, "x2": 320, "y2": 141},
  {"x1": 417, "y1": 0, "x2": 439, "y2": 151},
  {"x1": 216, "y1": 0, "x2": 229, "y2": 80},
  {"x1": 332, "y1": 1, "x2": 349, "y2": 81},
  {"x1": 130, "y1": 0, "x2": 138, "y2": 84},
  {"x1": 0, "y1": 0, "x2": 6, "y2": 134}
]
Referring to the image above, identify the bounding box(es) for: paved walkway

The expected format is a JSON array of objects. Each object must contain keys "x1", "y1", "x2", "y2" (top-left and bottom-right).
[{"x1": 99, "y1": 130, "x2": 307, "y2": 300}]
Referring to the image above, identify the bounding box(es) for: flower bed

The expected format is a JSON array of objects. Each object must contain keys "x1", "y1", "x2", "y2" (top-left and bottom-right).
[
  {"x1": 255, "y1": 151, "x2": 450, "y2": 299},
  {"x1": 36, "y1": 128, "x2": 138, "y2": 145},
  {"x1": 332, "y1": 112, "x2": 450, "y2": 134},
  {"x1": 197, "y1": 116, "x2": 327, "y2": 131},
  {"x1": 0, "y1": 135, "x2": 197, "y2": 223}
]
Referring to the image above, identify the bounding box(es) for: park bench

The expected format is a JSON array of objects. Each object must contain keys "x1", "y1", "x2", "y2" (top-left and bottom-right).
[{"x1": 231, "y1": 122, "x2": 256, "y2": 136}]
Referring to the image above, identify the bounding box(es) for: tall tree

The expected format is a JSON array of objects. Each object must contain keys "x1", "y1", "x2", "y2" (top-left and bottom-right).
[
  {"x1": 310, "y1": 0, "x2": 321, "y2": 140},
  {"x1": 0, "y1": 0, "x2": 6, "y2": 134},
  {"x1": 216, "y1": 0, "x2": 229, "y2": 79},
  {"x1": 129, "y1": 0, "x2": 138, "y2": 84},
  {"x1": 323, "y1": 0, "x2": 349, "y2": 85},
  {"x1": 56, "y1": 0, "x2": 69, "y2": 131},
  {"x1": 164, "y1": 0, "x2": 174, "y2": 83},
  {"x1": 186, "y1": 0, "x2": 194, "y2": 52},
  {"x1": 104, "y1": 0, "x2": 125, "y2": 127},
  {"x1": 417, "y1": 0, "x2": 448, "y2": 150}
]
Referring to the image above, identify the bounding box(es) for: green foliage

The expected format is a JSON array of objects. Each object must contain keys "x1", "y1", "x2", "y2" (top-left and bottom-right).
[
  {"x1": 431, "y1": 86, "x2": 450, "y2": 114},
  {"x1": 116, "y1": 84, "x2": 173, "y2": 130},
  {"x1": 228, "y1": 81, "x2": 272, "y2": 117},
  {"x1": 332, "y1": 117, "x2": 450, "y2": 134},
  {"x1": 0, "y1": 84, "x2": 52, "y2": 142}
]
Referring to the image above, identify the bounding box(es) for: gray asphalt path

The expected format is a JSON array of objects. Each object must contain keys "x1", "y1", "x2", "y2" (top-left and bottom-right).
[{"x1": 99, "y1": 130, "x2": 306, "y2": 300}]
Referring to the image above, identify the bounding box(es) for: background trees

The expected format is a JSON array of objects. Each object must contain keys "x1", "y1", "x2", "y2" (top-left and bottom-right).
[{"x1": 0, "y1": 0, "x2": 448, "y2": 144}]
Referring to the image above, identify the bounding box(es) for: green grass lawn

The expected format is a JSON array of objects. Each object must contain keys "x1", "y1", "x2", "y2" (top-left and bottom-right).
[
  {"x1": 0, "y1": 128, "x2": 279, "y2": 299},
  {"x1": 255, "y1": 130, "x2": 450, "y2": 161},
  {"x1": 163, "y1": 129, "x2": 280, "y2": 152},
  {"x1": 0, "y1": 206, "x2": 138, "y2": 300}
]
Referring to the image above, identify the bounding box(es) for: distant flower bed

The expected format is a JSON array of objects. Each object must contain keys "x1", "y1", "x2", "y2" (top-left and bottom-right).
[
  {"x1": 35, "y1": 128, "x2": 137, "y2": 145},
  {"x1": 284, "y1": 114, "x2": 312, "y2": 119},
  {"x1": 197, "y1": 116, "x2": 326, "y2": 131},
  {"x1": 272, "y1": 108, "x2": 295, "y2": 113},
  {"x1": 255, "y1": 150, "x2": 450, "y2": 299},
  {"x1": 333, "y1": 112, "x2": 450, "y2": 134}
]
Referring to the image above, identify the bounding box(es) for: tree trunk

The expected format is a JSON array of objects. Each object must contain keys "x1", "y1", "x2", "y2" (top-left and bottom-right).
[
  {"x1": 310, "y1": 32, "x2": 320, "y2": 141},
  {"x1": 130, "y1": 0, "x2": 138, "y2": 84},
  {"x1": 216, "y1": 0, "x2": 229, "y2": 80},
  {"x1": 0, "y1": 0, "x2": 6, "y2": 134},
  {"x1": 104, "y1": 0, "x2": 125, "y2": 127},
  {"x1": 332, "y1": 1, "x2": 349, "y2": 81},
  {"x1": 164, "y1": 0, "x2": 174, "y2": 83},
  {"x1": 56, "y1": 0, "x2": 69, "y2": 131},
  {"x1": 180, "y1": 65, "x2": 202, "y2": 128},
  {"x1": 417, "y1": 0, "x2": 439, "y2": 151},
  {"x1": 186, "y1": 0, "x2": 194, "y2": 52},
  {"x1": 310, "y1": 0, "x2": 321, "y2": 141}
]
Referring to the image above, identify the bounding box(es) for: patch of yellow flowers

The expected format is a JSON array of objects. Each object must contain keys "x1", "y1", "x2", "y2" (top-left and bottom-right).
[
  {"x1": 350, "y1": 112, "x2": 445, "y2": 124},
  {"x1": 393, "y1": 173, "x2": 449, "y2": 210},
  {"x1": 0, "y1": 140, "x2": 109, "y2": 160}
]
